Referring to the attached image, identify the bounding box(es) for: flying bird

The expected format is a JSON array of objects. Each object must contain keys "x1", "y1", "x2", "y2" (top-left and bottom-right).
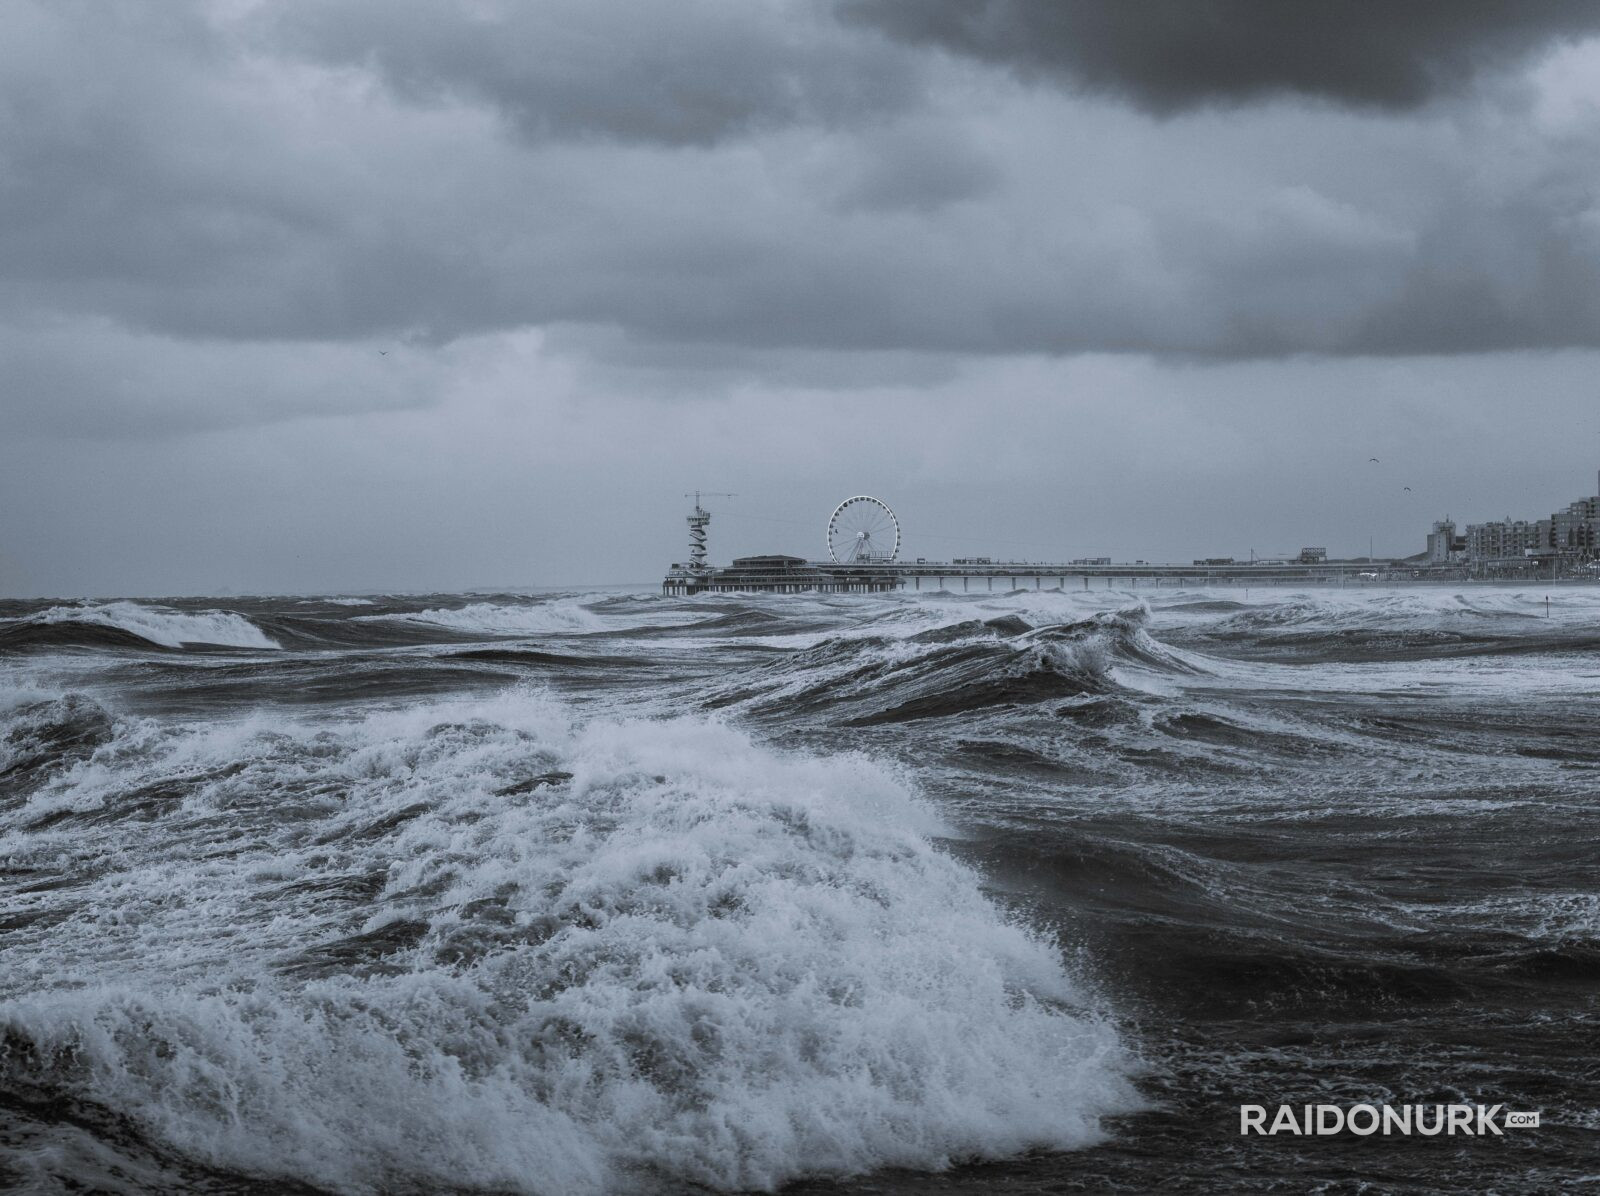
[
  {"x1": 1403, "y1": 486, "x2": 1412, "y2": 492},
  {"x1": 1369, "y1": 457, "x2": 1380, "y2": 462},
  {"x1": 379, "y1": 350, "x2": 388, "y2": 356}
]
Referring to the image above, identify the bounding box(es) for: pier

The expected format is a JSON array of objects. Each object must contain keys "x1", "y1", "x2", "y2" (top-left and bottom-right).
[
  {"x1": 661, "y1": 555, "x2": 1388, "y2": 596},
  {"x1": 660, "y1": 495, "x2": 1399, "y2": 596}
]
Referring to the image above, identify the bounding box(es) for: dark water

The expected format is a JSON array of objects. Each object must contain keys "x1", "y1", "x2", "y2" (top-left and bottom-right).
[{"x1": 1, "y1": 588, "x2": 1596, "y2": 1193}]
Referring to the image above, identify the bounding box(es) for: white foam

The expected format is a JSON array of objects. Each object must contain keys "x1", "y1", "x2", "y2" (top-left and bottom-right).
[
  {"x1": 0, "y1": 691, "x2": 1140, "y2": 1194},
  {"x1": 18, "y1": 602, "x2": 280, "y2": 649},
  {"x1": 363, "y1": 598, "x2": 704, "y2": 636},
  {"x1": 1409, "y1": 892, "x2": 1600, "y2": 942},
  {"x1": 1168, "y1": 586, "x2": 1600, "y2": 632},
  {"x1": 885, "y1": 583, "x2": 1600, "y2": 636}
]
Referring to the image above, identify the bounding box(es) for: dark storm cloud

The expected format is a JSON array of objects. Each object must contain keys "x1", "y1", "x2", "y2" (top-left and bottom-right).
[
  {"x1": 2, "y1": 0, "x2": 1600, "y2": 450},
  {"x1": 839, "y1": 0, "x2": 1600, "y2": 113},
  {"x1": 266, "y1": 0, "x2": 921, "y2": 147}
]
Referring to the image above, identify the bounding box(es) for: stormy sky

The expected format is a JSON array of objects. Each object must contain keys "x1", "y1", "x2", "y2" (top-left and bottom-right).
[{"x1": 4, "y1": 0, "x2": 1600, "y2": 595}]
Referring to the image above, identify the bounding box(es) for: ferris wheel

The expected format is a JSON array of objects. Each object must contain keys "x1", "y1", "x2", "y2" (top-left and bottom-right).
[{"x1": 827, "y1": 495, "x2": 900, "y2": 564}]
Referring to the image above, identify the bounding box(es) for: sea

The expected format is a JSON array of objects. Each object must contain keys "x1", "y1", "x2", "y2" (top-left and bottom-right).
[{"x1": 1, "y1": 585, "x2": 1596, "y2": 1194}]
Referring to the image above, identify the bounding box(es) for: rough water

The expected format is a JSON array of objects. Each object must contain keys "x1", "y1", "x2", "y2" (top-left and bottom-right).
[{"x1": 1, "y1": 586, "x2": 1596, "y2": 1194}]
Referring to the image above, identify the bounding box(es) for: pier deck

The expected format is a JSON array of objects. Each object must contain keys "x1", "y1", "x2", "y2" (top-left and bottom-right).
[{"x1": 661, "y1": 558, "x2": 1403, "y2": 596}]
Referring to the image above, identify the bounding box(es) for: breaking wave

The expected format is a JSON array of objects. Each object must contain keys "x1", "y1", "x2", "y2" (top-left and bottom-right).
[
  {"x1": 0, "y1": 690, "x2": 1140, "y2": 1194},
  {"x1": 0, "y1": 602, "x2": 280, "y2": 652},
  {"x1": 0, "y1": 691, "x2": 117, "y2": 801},
  {"x1": 717, "y1": 609, "x2": 1206, "y2": 725},
  {"x1": 364, "y1": 598, "x2": 609, "y2": 636}
]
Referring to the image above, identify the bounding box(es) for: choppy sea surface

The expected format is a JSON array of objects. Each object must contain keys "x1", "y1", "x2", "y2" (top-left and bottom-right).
[{"x1": 1, "y1": 585, "x2": 1597, "y2": 1194}]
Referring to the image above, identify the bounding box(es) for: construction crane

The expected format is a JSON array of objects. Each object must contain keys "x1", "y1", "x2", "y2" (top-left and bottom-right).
[{"x1": 683, "y1": 492, "x2": 736, "y2": 572}]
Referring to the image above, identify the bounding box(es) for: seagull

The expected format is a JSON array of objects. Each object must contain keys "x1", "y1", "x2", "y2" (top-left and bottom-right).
[
  {"x1": 379, "y1": 350, "x2": 388, "y2": 356},
  {"x1": 1403, "y1": 486, "x2": 1412, "y2": 492},
  {"x1": 1369, "y1": 457, "x2": 1380, "y2": 462}
]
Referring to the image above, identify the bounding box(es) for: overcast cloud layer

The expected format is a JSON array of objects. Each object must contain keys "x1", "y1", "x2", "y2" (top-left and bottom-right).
[{"x1": 4, "y1": 1, "x2": 1600, "y2": 594}]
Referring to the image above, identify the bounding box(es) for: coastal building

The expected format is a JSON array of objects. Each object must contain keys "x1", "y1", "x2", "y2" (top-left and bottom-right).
[
  {"x1": 1465, "y1": 517, "x2": 1546, "y2": 561},
  {"x1": 1426, "y1": 518, "x2": 1464, "y2": 563},
  {"x1": 1458, "y1": 473, "x2": 1600, "y2": 573},
  {"x1": 1550, "y1": 494, "x2": 1600, "y2": 556}
]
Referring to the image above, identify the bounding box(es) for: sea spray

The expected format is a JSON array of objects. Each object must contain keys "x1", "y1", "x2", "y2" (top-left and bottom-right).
[{"x1": 0, "y1": 689, "x2": 1141, "y2": 1194}]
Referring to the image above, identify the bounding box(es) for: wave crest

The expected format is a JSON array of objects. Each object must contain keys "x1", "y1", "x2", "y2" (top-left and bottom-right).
[
  {"x1": 1, "y1": 602, "x2": 280, "y2": 651},
  {"x1": 723, "y1": 608, "x2": 1203, "y2": 725}
]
